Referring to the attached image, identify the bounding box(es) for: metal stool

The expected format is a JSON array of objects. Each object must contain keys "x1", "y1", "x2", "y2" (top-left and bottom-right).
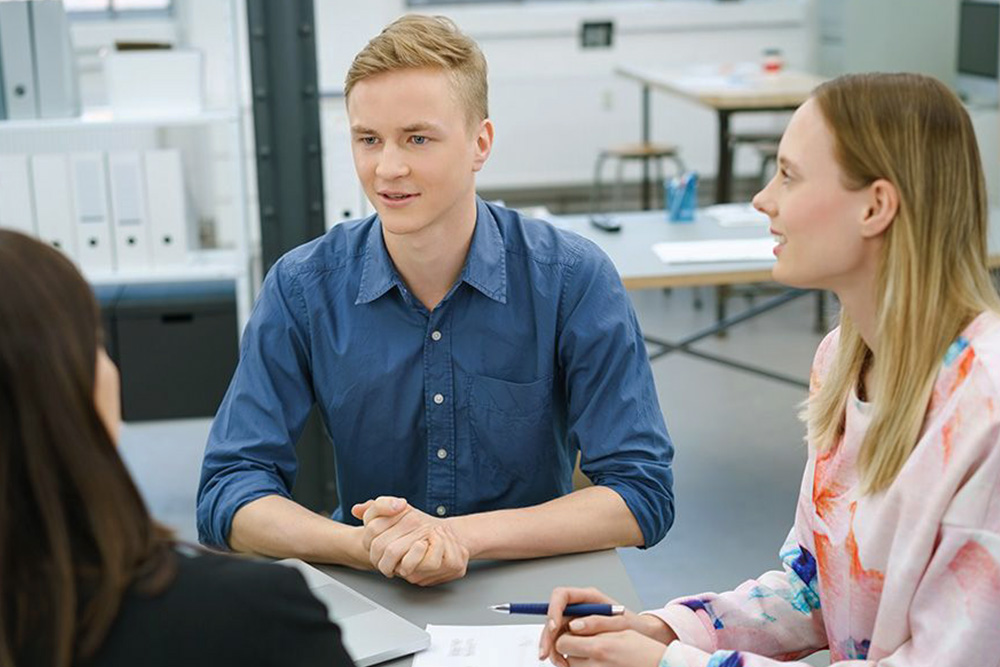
[
  {"x1": 729, "y1": 132, "x2": 781, "y2": 190},
  {"x1": 591, "y1": 142, "x2": 685, "y2": 213},
  {"x1": 752, "y1": 141, "x2": 779, "y2": 187}
]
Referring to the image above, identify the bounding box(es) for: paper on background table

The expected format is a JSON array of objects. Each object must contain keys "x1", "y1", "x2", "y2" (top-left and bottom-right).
[
  {"x1": 411, "y1": 624, "x2": 548, "y2": 667},
  {"x1": 703, "y1": 203, "x2": 770, "y2": 227},
  {"x1": 652, "y1": 237, "x2": 775, "y2": 264},
  {"x1": 671, "y1": 74, "x2": 753, "y2": 90}
]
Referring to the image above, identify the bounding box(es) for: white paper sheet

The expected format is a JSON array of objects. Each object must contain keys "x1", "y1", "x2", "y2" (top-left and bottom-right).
[
  {"x1": 652, "y1": 237, "x2": 776, "y2": 264},
  {"x1": 411, "y1": 624, "x2": 549, "y2": 667},
  {"x1": 703, "y1": 203, "x2": 770, "y2": 227},
  {"x1": 671, "y1": 74, "x2": 753, "y2": 90}
]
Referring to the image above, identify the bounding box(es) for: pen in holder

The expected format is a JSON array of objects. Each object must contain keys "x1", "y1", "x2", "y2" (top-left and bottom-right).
[{"x1": 666, "y1": 171, "x2": 698, "y2": 222}]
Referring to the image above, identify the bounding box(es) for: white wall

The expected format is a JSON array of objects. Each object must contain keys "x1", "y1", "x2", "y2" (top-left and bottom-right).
[
  {"x1": 816, "y1": 0, "x2": 959, "y2": 84},
  {"x1": 315, "y1": 0, "x2": 812, "y2": 193},
  {"x1": 970, "y1": 105, "x2": 1000, "y2": 204},
  {"x1": 813, "y1": 0, "x2": 998, "y2": 200},
  {"x1": 58, "y1": 0, "x2": 998, "y2": 242}
]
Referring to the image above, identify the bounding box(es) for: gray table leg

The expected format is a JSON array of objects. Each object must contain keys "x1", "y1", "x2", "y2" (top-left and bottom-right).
[
  {"x1": 814, "y1": 290, "x2": 828, "y2": 334},
  {"x1": 715, "y1": 108, "x2": 734, "y2": 204},
  {"x1": 641, "y1": 84, "x2": 652, "y2": 210},
  {"x1": 714, "y1": 109, "x2": 735, "y2": 332},
  {"x1": 715, "y1": 284, "x2": 729, "y2": 338}
]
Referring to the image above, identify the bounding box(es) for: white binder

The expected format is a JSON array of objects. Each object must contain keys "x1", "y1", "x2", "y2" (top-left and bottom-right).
[
  {"x1": 107, "y1": 152, "x2": 152, "y2": 270},
  {"x1": 29, "y1": 0, "x2": 80, "y2": 119},
  {"x1": 30, "y1": 154, "x2": 77, "y2": 260},
  {"x1": 70, "y1": 153, "x2": 116, "y2": 272},
  {"x1": 144, "y1": 149, "x2": 189, "y2": 266},
  {"x1": 0, "y1": 1, "x2": 37, "y2": 119},
  {"x1": 0, "y1": 155, "x2": 36, "y2": 235}
]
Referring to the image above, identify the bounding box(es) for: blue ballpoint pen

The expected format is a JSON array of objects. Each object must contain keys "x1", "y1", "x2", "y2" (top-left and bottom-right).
[{"x1": 489, "y1": 603, "x2": 625, "y2": 616}]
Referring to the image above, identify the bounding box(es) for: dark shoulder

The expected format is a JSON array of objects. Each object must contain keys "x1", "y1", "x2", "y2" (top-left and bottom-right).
[
  {"x1": 89, "y1": 549, "x2": 353, "y2": 667},
  {"x1": 166, "y1": 547, "x2": 312, "y2": 604}
]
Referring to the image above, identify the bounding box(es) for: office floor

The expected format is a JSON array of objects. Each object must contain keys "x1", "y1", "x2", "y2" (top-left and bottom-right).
[{"x1": 119, "y1": 285, "x2": 831, "y2": 665}]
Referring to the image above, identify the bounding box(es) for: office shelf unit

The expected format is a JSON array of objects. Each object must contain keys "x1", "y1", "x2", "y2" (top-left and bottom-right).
[{"x1": 0, "y1": 0, "x2": 254, "y2": 334}]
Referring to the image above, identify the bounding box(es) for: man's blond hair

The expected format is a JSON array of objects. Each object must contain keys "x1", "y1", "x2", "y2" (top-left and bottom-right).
[{"x1": 345, "y1": 14, "x2": 488, "y2": 127}]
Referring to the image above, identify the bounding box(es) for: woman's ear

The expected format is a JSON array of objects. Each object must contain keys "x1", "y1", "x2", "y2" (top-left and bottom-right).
[
  {"x1": 860, "y1": 178, "x2": 899, "y2": 239},
  {"x1": 94, "y1": 348, "x2": 122, "y2": 445}
]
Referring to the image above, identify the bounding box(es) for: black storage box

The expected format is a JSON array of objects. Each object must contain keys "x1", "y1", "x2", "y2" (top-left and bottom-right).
[{"x1": 113, "y1": 281, "x2": 239, "y2": 422}]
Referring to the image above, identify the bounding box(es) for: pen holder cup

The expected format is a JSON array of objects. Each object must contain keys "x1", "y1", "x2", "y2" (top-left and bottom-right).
[{"x1": 665, "y1": 172, "x2": 698, "y2": 223}]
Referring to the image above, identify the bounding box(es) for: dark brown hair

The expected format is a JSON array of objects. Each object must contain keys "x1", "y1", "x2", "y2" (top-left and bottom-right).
[{"x1": 0, "y1": 230, "x2": 174, "y2": 667}]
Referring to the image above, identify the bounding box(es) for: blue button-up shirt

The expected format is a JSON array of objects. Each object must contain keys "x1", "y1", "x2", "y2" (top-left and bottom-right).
[{"x1": 197, "y1": 199, "x2": 674, "y2": 549}]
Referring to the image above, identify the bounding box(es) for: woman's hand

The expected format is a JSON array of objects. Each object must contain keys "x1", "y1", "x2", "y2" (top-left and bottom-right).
[
  {"x1": 537, "y1": 586, "x2": 677, "y2": 666},
  {"x1": 554, "y1": 628, "x2": 669, "y2": 667}
]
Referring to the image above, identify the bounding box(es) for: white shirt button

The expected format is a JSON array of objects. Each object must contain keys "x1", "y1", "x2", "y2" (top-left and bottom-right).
[
  {"x1": 433, "y1": 393, "x2": 444, "y2": 405},
  {"x1": 436, "y1": 505, "x2": 447, "y2": 516},
  {"x1": 431, "y1": 330, "x2": 442, "y2": 341},
  {"x1": 437, "y1": 448, "x2": 448, "y2": 460}
]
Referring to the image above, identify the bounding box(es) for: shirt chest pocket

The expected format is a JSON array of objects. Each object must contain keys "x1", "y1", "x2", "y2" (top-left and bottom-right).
[{"x1": 467, "y1": 374, "x2": 555, "y2": 483}]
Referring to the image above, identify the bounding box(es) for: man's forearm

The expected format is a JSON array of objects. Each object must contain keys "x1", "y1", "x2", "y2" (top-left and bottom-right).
[
  {"x1": 229, "y1": 494, "x2": 371, "y2": 569},
  {"x1": 446, "y1": 486, "x2": 644, "y2": 560}
]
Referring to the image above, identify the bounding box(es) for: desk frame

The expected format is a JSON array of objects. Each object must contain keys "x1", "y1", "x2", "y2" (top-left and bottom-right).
[
  {"x1": 560, "y1": 208, "x2": 1000, "y2": 390},
  {"x1": 643, "y1": 288, "x2": 811, "y2": 389},
  {"x1": 561, "y1": 211, "x2": 816, "y2": 388}
]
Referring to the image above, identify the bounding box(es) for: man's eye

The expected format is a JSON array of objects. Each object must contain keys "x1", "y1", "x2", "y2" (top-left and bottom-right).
[
  {"x1": 359, "y1": 137, "x2": 378, "y2": 146},
  {"x1": 411, "y1": 135, "x2": 428, "y2": 145}
]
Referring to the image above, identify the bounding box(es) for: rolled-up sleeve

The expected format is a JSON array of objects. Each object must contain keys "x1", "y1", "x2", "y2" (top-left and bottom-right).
[
  {"x1": 557, "y1": 241, "x2": 675, "y2": 547},
  {"x1": 196, "y1": 259, "x2": 316, "y2": 548}
]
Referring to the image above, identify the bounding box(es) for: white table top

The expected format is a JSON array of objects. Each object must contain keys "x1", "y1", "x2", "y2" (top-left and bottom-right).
[
  {"x1": 317, "y1": 549, "x2": 643, "y2": 667},
  {"x1": 557, "y1": 209, "x2": 776, "y2": 289},
  {"x1": 615, "y1": 64, "x2": 826, "y2": 111},
  {"x1": 553, "y1": 207, "x2": 1000, "y2": 291}
]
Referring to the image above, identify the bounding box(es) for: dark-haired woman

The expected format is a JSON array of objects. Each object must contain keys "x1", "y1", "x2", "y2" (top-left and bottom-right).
[{"x1": 0, "y1": 229, "x2": 354, "y2": 667}]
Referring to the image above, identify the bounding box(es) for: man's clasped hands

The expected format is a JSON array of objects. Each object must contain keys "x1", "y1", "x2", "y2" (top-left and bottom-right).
[{"x1": 350, "y1": 496, "x2": 470, "y2": 587}]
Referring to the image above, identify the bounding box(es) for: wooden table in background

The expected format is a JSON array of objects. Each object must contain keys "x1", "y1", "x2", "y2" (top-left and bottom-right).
[{"x1": 615, "y1": 65, "x2": 826, "y2": 204}]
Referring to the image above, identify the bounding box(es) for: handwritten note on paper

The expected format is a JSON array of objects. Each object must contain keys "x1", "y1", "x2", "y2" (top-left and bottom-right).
[
  {"x1": 652, "y1": 238, "x2": 776, "y2": 265},
  {"x1": 411, "y1": 625, "x2": 549, "y2": 667}
]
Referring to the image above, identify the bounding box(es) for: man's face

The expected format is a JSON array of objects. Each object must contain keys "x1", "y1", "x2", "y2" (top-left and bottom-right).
[{"x1": 348, "y1": 67, "x2": 493, "y2": 239}]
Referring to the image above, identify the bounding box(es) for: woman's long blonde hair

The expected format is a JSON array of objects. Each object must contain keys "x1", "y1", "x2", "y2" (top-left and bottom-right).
[{"x1": 806, "y1": 73, "x2": 1000, "y2": 493}]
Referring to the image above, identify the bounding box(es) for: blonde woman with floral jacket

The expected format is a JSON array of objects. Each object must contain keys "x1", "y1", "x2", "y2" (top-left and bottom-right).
[{"x1": 539, "y1": 72, "x2": 1000, "y2": 667}]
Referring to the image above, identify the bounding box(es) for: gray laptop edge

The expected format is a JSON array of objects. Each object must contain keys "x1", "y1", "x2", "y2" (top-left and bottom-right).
[{"x1": 278, "y1": 559, "x2": 430, "y2": 666}]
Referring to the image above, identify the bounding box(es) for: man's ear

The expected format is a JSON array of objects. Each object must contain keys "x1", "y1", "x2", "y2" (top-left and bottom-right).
[
  {"x1": 860, "y1": 178, "x2": 899, "y2": 239},
  {"x1": 472, "y1": 119, "x2": 494, "y2": 172}
]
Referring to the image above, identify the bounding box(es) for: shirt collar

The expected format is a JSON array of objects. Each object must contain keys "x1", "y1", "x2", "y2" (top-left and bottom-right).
[
  {"x1": 460, "y1": 198, "x2": 507, "y2": 304},
  {"x1": 355, "y1": 221, "x2": 401, "y2": 305},
  {"x1": 355, "y1": 197, "x2": 508, "y2": 306}
]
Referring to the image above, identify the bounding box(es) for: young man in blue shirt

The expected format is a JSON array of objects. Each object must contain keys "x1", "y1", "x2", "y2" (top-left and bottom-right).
[{"x1": 197, "y1": 14, "x2": 674, "y2": 586}]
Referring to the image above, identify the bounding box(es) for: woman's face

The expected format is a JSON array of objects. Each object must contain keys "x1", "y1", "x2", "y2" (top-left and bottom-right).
[
  {"x1": 752, "y1": 99, "x2": 878, "y2": 294},
  {"x1": 94, "y1": 348, "x2": 121, "y2": 443}
]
